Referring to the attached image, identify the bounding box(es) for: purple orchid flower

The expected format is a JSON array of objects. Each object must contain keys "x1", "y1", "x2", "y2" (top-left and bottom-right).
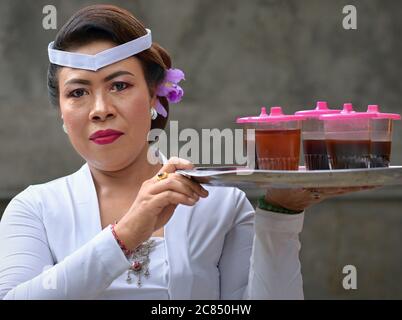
[
  {"x1": 165, "y1": 68, "x2": 185, "y2": 83},
  {"x1": 166, "y1": 84, "x2": 183, "y2": 103},
  {"x1": 155, "y1": 100, "x2": 168, "y2": 118},
  {"x1": 155, "y1": 68, "x2": 185, "y2": 118}
]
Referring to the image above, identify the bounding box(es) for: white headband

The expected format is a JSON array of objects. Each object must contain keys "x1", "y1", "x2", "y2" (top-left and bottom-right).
[{"x1": 48, "y1": 29, "x2": 152, "y2": 71}]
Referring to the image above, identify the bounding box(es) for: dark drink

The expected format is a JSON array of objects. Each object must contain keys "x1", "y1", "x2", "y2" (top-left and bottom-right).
[
  {"x1": 326, "y1": 140, "x2": 370, "y2": 169},
  {"x1": 255, "y1": 129, "x2": 301, "y2": 170},
  {"x1": 367, "y1": 106, "x2": 400, "y2": 167},
  {"x1": 303, "y1": 139, "x2": 330, "y2": 170},
  {"x1": 370, "y1": 141, "x2": 391, "y2": 168}
]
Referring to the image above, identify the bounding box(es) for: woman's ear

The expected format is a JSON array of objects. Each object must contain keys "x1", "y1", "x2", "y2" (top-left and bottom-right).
[{"x1": 150, "y1": 95, "x2": 157, "y2": 108}]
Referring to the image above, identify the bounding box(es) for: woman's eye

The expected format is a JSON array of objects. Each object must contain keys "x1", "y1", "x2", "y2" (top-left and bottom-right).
[
  {"x1": 111, "y1": 82, "x2": 130, "y2": 92},
  {"x1": 68, "y1": 89, "x2": 87, "y2": 98}
]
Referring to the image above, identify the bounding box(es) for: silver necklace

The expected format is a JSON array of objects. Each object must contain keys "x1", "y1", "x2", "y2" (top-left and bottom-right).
[{"x1": 126, "y1": 238, "x2": 156, "y2": 287}]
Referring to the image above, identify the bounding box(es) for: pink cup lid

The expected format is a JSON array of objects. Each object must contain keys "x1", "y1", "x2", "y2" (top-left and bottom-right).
[
  {"x1": 319, "y1": 103, "x2": 373, "y2": 120},
  {"x1": 236, "y1": 106, "x2": 305, "y2": 123},
  {"x1": 295, "y1": 101, "x2": 341, "y2": 118},
  {"x1": 366, "y1": 104, "x2": 401, "y2": 120}
]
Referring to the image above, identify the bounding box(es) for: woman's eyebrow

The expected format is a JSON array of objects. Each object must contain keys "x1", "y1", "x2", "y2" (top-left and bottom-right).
[
  {"x1": 64, "y1": 78, "x2": 91, "y2": 86},
  {"x1": 64, "y1": 71, "x2": 135, "y2": 86},
  {"x1": 103, "y1": 71, "x2": 135, "y2": 82}
]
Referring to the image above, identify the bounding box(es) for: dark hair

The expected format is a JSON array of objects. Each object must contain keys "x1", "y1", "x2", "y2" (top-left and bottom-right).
[{"x1": 47, "y1": 4, "x2": 172, "y2": 131}]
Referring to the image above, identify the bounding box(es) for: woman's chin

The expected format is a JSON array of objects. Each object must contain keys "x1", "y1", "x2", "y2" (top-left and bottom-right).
[{"x1": 87, "y1": 157, "x2": 138, "y2": 173}]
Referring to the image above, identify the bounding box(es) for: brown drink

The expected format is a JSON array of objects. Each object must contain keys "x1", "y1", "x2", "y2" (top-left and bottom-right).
[
  {"x1": 255, "y1": 129, "x2": 301, "y2": 170},
  {"x1": 237, "y1": 106, "x2": 304, "y2": 171}
]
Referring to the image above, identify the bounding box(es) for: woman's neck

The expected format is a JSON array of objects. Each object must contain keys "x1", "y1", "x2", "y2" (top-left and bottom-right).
[{"x1": 88, "y1": 145, "x2": 163, "y2": 197}]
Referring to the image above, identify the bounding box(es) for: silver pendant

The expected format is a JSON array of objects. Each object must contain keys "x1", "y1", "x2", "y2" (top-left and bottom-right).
[
  {"x1": 125, "y1": 239, "x2": 156, "y2": 287},
  {"x1": 126, "y1": 273, "x2": 132, "y2": 284}
]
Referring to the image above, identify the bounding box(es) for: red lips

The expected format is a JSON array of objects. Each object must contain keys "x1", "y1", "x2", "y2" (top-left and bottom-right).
[{"x1": 89, "y1": 129, "x2": 124, "y2": 145}]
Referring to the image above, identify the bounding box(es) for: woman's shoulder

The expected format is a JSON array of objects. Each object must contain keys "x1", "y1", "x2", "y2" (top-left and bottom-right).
[
  {"x1": 7, "y1": 164, "x2": 89, "y2": 216},
  {"x1": 25, "y1": 163, "x2": 87, "y2": 194}
]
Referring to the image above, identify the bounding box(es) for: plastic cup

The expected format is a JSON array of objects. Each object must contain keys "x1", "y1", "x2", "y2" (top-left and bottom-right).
[
  {"x1": 295, "y1": 101, "x2": 340, "y2": 170},
  {"x1": 236, "y1": 106, "x2": 304, "y2": 170},
  {"x1": 320, "y1": 103, "x2": 372, "y2": 169},
  {"x1": 366, "y1": 105, "x2": 401, "y2": 167}
]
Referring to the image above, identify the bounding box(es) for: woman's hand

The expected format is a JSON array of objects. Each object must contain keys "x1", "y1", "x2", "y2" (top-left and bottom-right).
[
  {"x1": 115, "y1": 157, "x2": 209, "y2": 250},
  {"x1": 264, "y1": 186, "x2": 376, "y2": 212}
]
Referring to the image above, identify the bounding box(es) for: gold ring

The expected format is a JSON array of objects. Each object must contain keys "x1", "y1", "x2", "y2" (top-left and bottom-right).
[
  {"x1": 156, "y1": 172, "x2": 169, "y2": 181},
  {"x1": 310, "y1": 189, "x2": 321, "y2": 200}
]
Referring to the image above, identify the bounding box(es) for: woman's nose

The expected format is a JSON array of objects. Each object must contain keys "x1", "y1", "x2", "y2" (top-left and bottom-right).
[{"x1": 89, "y1": 94, "x2": 116, "y2": 122}]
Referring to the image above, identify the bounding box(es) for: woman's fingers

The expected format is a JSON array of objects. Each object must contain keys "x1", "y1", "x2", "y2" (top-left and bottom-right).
[
  {"x1": 151, "y1": 176, "x2": 197, "y2": 199},
  {"x1": 151, "y1": 173, "x2": 208, "y2": 198},
  {"x1": 151, "y1": 190, "x2": 200, "y2": 207},
  {"x1": 158, "y1": 156, "x2": 194, "y2": 174},
  {"x1": 152, "y1": 157, "x2": 209, "y2": 198},
  {"x1": 263, "y1": 183, "x2": 379, "y2": 213},
  {"x1": 307, "y1": 186, "x2": 378, "y2": 197}
]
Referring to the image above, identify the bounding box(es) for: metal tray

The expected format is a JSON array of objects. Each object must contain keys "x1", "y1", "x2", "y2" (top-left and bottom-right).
[{"x1": 176, "y1": 166, "x2": 402, "y2": 189}]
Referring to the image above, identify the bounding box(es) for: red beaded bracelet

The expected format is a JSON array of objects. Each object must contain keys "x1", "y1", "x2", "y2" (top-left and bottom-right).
[{"x1": 111, "y1": 223, "x2": 133, "y2": 257}]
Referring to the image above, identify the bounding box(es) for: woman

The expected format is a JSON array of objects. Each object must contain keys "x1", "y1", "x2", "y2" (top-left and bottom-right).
[{"x1": 0, "y1": 4, "x2": 366, "y2": 300}]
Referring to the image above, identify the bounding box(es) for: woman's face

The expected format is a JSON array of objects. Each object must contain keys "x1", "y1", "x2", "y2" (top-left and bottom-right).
[{"x1": 58, "y1": 40, "x2": 156, "y2": 171}]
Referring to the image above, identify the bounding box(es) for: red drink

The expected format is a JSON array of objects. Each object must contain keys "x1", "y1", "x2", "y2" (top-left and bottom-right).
[
  {"x1": 237, "y1": 106, "x2": 304, "y2": 171},
  {"x1": 255, "y1": 129, "x2": 301, "y2": 170}
]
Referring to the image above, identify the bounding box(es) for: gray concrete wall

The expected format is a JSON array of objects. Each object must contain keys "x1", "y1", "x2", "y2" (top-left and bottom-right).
[{"x1": 1, "y1": 0, "x2": 402, "y2": 299}]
